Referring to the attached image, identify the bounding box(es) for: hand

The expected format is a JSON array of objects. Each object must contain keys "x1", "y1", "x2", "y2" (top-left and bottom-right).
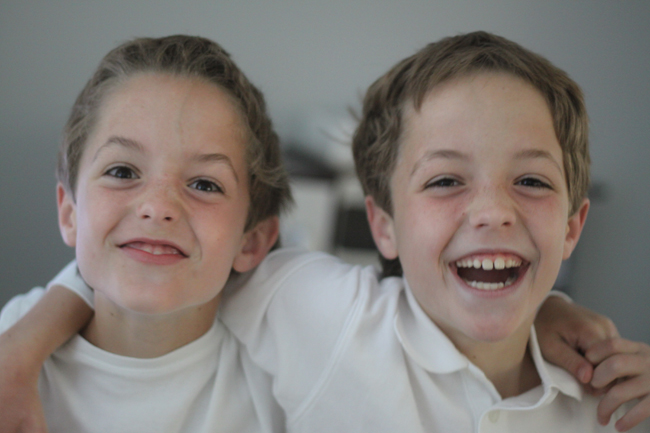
[
  {"x1": 536, "y1": 294, "x2": 619, "y2": 384},
  {"x1": 586, "y1": 338, "x2": 650, "y2": 432},
  {"x1": 0, "y1": 331, "x2": 48, "y2": 433}
]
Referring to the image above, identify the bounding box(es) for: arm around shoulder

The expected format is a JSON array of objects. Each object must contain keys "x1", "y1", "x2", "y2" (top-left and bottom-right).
[{"x1": 0, "y1": 265, "x2": 94, "y2": 433}]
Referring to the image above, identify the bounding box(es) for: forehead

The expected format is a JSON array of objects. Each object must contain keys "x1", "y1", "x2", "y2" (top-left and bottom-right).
[
  {"x1": 85, "y1": 73, "x2": 249, "y2": 159},
  {"x1": 398, "y1": 72, "x2": 560, "y2": 166},
  {"x1": 100, "y1": 73, "x2": 245, "y2": 135}
]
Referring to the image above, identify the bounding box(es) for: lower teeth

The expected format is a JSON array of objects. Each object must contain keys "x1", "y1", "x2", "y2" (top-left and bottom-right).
[{"x1": 466, "y1": 276, "x2": 517, "y2": 290}]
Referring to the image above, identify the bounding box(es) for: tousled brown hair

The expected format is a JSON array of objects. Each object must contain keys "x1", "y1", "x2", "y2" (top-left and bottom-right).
[
  {"x1": 58, "y1": 35, "x2": 291, "y2": 230},
  {"x1": 352, "y1": 31, "x2": 590, "y2": 277}
]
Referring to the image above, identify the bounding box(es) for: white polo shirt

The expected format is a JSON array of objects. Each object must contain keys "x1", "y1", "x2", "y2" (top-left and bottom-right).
[
  {"x1": 49, "y1": 248, "x2": 649, "y2": 432},
  {"x1": 221, "y1": 248, "x2": 648, "y2": 432}
]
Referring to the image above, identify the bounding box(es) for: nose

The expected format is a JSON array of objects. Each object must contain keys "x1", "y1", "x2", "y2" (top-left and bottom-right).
[
  {"x1": 467, "y1": 185, "x2": 516, "y2": 229},
  {"x1": 135, "y1": 179, "x2": 182, "y2": 223}
]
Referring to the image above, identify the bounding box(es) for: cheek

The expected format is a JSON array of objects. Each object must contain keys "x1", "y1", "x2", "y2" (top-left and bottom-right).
[
  {"x1": 193, "y1": 205, "x2": 247, "y2": 253},
  {"x1": 395, "y1": 196, "x2": 464, "y2": 260},
  {"x1": 75, "y1": 189, "x2": 124, "y2": 250}
]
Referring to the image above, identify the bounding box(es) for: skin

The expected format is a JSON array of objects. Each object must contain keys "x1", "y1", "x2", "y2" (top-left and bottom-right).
[
  {"x1": 2, "y1": 71, "x2": 649, "y2": 433},
  {"x1": 366, "y1": 72, "x2": 589, "y2": 398},
  {"x1": 57, "y1": 73, "x2": 278, "y2": 358}
]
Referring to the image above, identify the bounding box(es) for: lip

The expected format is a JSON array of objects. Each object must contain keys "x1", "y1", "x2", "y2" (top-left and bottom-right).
[
  {"x1": 449, "y1": 249, "x2": 530, "y2": 297},
  {"x1": 118, "y1": 238, "x2": 188, "y2": 266},
  {"x1": 451, "y1": 249, "x2": 528, "y2": 263}
]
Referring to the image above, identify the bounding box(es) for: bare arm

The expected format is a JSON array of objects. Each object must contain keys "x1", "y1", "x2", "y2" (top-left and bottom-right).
[{"x1": 0, "y1": 285, "x2": 92, "y2": 433}]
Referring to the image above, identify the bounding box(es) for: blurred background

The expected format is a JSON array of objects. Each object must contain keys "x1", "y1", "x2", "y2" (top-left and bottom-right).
[{"x1": 1, "y1": 0, "x2": 648, "y2": 343}]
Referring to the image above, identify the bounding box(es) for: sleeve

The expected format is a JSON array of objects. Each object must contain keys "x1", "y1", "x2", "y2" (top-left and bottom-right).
[
  {"x1": 220, "y1": 248, "x2": 372, "y2": 417},
  {"x1": 0, "y1": 287, "x2": 46, "y2": 334},
  {"x1": 46, "y1": 260, "x2": 94, "y2": 308}
]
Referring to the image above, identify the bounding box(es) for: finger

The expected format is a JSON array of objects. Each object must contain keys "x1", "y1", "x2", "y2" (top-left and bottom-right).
[
  {"x1": 615, "y1": 395, "x2": 650, "y2": 432},
  {"x1": 592, "y1": 353, "x2": 650, "y2": 389},
  {"x1": 584, "y1": 381, "x2": 613, "y2": 397},
  {"x1": 542, "y1": 336, "x2": 594, "y2": 384},
  {"x1": 586, "y1": 338, "x2": 642, "y2": 365},
  {"x1": 597, "y1": 376, "x2": 649, "y2": 426}
]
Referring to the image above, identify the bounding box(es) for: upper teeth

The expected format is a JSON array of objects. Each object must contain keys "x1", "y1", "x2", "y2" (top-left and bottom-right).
[
  {"x1": 129, "y1": 242, "x2": 181, "y2": 255},
  {"x1": 455, "y1": 256, "x2": 521, "y2": 271}
]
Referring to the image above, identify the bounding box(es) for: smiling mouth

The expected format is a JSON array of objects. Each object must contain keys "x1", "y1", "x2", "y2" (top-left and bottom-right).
[
  {"x1": 121, "y1": 241, "x2": 187, "y2": 257},
  {"x1": 454, "y1": 255, "x2": 528, "y2": 290}
]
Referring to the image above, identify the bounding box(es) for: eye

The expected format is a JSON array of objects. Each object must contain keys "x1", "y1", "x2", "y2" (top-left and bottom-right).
[
  {"x1": 516, "y1": 177, "x2": 552, "y2": 189},
  {"x1": 425, "y1": 176, "x2": 461, "y2": 188},
  {"x1": 189, "y1": 179, "x2": 223, "y2": 193},
  {"x1": 105, "y1": 165, "x2": 138, "y2": 179}
]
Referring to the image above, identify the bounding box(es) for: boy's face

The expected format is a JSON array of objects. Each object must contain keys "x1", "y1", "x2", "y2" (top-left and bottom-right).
[
  {"x1": 57, "y1": 73, "x2": 272, "y2": 316},
  {"x1": 367, "y1": 72, "x2": 588, "y2": 347}
]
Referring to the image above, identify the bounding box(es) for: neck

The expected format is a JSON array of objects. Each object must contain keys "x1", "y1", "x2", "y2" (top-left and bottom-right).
[
  {"x1": 442, "y1": 321, "x2": 541, "y2": 399},
  {"x1": 81, "y1": 292, "x2": 221, "y2": 358}
]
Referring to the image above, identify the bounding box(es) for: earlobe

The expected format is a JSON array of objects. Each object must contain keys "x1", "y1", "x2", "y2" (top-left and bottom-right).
[
  {"x1": 563, "y1": 198, "x2": 590, "y2": 260},
  {"x1": 232, "y1": 216, "x2": 280, "y2": 273},
  {"x1": 57, "y1": 183, "x2": 77, "y2": 247},
  {"x1": 365, "y1": 196, "x2": 398, "y2": 260}
]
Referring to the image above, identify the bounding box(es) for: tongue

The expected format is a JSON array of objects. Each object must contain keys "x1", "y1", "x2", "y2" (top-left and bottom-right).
[{"x1": 457, "y1": 267, "x2": 514, "y2": 284}]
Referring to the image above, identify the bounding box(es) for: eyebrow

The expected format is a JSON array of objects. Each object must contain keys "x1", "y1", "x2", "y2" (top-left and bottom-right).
[
  {"x1": 93, "y1": 136, "x2": 145, "y2": 162},
  {"x1": 410, "y1": 148, "x2": 564, "y2": 178},
  {"x1": 93, "y1": 135, "x2": 240, "y2": 183},
  {"x1": 410, "y1": 149, "x2": 468, "y2": 177},
  {"x1": 192, "y1": 152, "x2": 239, "y2": 183},
  {"x1": 514, "y1": 149, "x2": 563, "y2": 175}
]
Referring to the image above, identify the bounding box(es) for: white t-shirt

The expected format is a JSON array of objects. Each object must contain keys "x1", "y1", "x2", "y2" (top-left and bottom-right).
[
  {"x1": 0, "y1": 285, "x2": 283, "y2": 433},
  {"x1": 48, "y1": 248, "x2": 650, "y2": 432}
]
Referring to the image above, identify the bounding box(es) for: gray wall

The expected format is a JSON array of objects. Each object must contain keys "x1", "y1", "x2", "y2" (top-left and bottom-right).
[{"x1": 1, "y1": 1, "x2": 649, "y2": 343}]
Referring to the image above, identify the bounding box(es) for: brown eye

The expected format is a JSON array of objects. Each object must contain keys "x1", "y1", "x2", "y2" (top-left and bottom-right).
[
  {"x1": 517, "y1": 177, "x2": 552, "y2": 189},
  {"x1": 426, "y1": 177, "x2": 460, "y2": 188},
  {"x1": 106, "y1": 166, "x2": 138, "y2": 179},
  {"x1": 189, "y1": 179, "x2": 223, "y2": 193}
]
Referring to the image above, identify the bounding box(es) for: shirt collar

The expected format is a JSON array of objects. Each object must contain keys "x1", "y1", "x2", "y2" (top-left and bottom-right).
[
  {"x1": 394, "y1": 279, "x2": 469, "y2": 373},
  {"x1": 394, "y1": 279, "x2": 583, "y2": 402},
  {"x1": 527, "y1": 325, "x2": 583, "y2": 402}
]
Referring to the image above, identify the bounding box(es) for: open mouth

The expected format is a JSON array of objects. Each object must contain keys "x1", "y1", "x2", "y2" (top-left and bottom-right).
[{"x1": 453, "y1": 255, "x2": 528, "y2": 290}]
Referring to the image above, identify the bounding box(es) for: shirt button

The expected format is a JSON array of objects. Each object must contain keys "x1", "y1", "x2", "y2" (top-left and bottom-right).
[{"x1": 488, "y1": 411, "x2": 500, "y2": 423}]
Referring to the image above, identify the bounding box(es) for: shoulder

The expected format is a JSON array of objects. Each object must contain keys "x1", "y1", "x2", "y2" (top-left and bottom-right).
[
  {"x1": 0, "y1": 287, "x2": 46, "y2": 333},
  {"x1": 221, "y1": 247, "x2": 382, "y2": 328}
]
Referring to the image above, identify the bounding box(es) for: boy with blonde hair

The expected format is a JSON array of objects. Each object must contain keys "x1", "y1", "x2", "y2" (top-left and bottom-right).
[
  {"x1": 2, "y1": 31, "x2": 650, "y2": 433},
  {"x1": 0, "y1": 35, "x2": 291, "y2": 432},
  {"x1": 218, "y1": 31, "x2": 650, "y2": 431}
]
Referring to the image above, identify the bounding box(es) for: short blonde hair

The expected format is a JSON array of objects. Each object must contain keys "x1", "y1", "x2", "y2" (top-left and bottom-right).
[
  {"x1": 353, "y1": 31, "x2": 590, "y2": 277},
  {"x1": 58, "y1": 35, "x2": 291, "y2": 231}
]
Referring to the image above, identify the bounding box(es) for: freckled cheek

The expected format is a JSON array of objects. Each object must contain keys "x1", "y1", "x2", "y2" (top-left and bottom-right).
[{"x1": 399, "y1": 198, "x2": 461, "y2": 264}]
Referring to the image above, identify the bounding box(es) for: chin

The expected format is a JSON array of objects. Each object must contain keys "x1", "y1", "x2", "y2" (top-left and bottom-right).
[{"x1": 462, "y1": 315, "x2": 526, "y2": 343}]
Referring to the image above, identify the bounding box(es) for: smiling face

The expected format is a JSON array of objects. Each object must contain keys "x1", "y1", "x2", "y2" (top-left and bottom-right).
[
  {"x1": 57, "y1": 73, "x2": 268, "y2": 316},
  {"x1": 367, "y1": 72, "x2": 589, "y2": 347}
]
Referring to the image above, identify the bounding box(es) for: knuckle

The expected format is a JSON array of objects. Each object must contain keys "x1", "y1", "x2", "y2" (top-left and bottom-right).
[{"x1": 606, "y1": 385, "x2": 626, "y2": 403}]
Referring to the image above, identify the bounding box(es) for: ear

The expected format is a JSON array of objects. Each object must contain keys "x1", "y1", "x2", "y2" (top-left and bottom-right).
[
  {"x1": 365, "y1": 196, "x2": 398, "y2": 260},
  {"x1": 232, "y1": 216, "x2": 280, "y2": 273},
  {"x1": 562, "y1": 198, "x2": 590, "y2": 260},
  {"x1": 57, "y1": 183, "x2": 77, "y2": 247}
]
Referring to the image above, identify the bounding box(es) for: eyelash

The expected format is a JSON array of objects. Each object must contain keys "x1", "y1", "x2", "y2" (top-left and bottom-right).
[
  {"x1": 105, "y1": 165, "x2": 138, "y2": 179},
  {"x1": 188, "y1": 179, "x2": 223, "y2": 194},
  {"x1": 516, "y1": 177, "x2": 553, "y2": 189},
  {"x1": 425, "y1": 177, "x2": 461, "y2": 188}
]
